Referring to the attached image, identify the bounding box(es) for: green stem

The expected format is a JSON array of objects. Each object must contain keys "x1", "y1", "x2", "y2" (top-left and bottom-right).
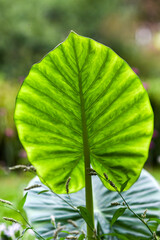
[
  {"x1": 79, "y1": 73, "x2": 95, "y2": 239},
  {"x1": 85, "y1": 157, "x2": 94, "y2": 239},
  {"x1": 117, "y1": 191, "x2": 155, "y2": 237},
  {"x1": 78, "y1": 70, "x2": 94, "y2": 239},
  {"x1": 71, "y1": 36, "x2": 95, "y2": 239}
]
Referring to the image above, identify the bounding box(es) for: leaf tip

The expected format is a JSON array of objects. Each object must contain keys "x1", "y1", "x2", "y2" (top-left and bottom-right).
[
  {"x1": 68, "y1": 30, "x2": 80, "y2": 40},
  {"x1": 70, "y1": 30, "x2": 78, "y2": 35}
]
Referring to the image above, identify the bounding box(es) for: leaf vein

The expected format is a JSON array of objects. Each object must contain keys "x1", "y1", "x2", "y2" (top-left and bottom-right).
[
  {"x1": 83, "y1": 50, "x2": 109, "y2": 96},
  {"x1": 16, "y1": 114, "x2": 83, "y2": 147},
  {"x1": 17, "y1": 97, "x2": 82, "y2": 138},
  {"x1": 24, "y1": 82, "x2": 81, "y2": 123},
  {"x1": 35, "y1": 67, "x2": 80, "y2": 106},
  {"x1": 48, "y1": 54, "x2": 79, "y2": 94},
  {"x1": 86, "y1": 61, "x2": 124, "y2": 112},
  {"x1": 89, "y1": 90, "x2": 145, "y2": 141},
  {"x1": 80, "y1": 39, "x2": 91, "y2": 74},
  {"x1": 21, "y1": 139, "x2": 82, "y2": 150},
  {"x1": 60, "y1": 44, "x2": 78, "y2": 75},
  {"x1": 88, "y1": 75, "x2": 136, "y2": 129},
  {"x1": 67, "y1": 155, "x2": 83, "y2": 181},
  {"x1": 91, "y1": 115, "x2": 152, "y2": 149}
]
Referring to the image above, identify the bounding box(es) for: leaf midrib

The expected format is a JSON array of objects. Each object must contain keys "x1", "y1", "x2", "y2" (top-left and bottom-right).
[
  {"x1": 71, "y1": 37, "x2": 90, "y2": 167},
  {"x1": 71, "y1": 36, "x2": 94, "y2": 228}
]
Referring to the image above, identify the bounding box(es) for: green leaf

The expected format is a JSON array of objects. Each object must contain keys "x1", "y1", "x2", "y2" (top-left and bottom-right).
[
  {"x1": 38, "y1": 190, "x2": 49, "y2": 195},
  {"x1": 78, "y1": 234, "x2": 85, "y2": 240},
  {"x1": 17, "y1": 227, "x2": 31, "y2": 240},
  {"x1": 148, "y1": 218, "x2": 160, "y2": 224},
  {"x1": 110, "y1": 207, "x2": 126, "y2": 227},
  {"x1": 103, "y1": 233, "x2": 151, "y2": 240},
  {"x1": 77, "y1": 206, "x2": 94, "y2": 229},
  {"x1": 18, "y1": 192, "x2": 28, "y2": 209},
  {"x1": 24, "y1": 170, "x2": 160, "y2": 239},
  {"x1": 61, "y1": 230, "x2": 70, "y2": 234},
  {"x1": 120, "y1": 179, "x2": 130, "y2": 192},
  {"x1": 15, "y1": 31, "x2": 153, "y2": 193},
  {"x1": 105, "y1": 233, "x2": 129, "y2": 240}
]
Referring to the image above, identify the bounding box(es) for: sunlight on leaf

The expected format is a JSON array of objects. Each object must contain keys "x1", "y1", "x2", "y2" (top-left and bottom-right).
[{"x1": 15, "y1": 31, "x2": 153, "y2": 193}]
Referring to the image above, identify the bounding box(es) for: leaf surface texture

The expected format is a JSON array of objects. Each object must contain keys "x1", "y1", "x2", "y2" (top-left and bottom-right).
[{"x1": 15, "y1": 32, "x2": 153, "y2": 193}]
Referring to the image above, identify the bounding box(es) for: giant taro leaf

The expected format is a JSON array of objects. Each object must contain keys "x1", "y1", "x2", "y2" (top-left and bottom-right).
[
  {"x1": 24, "y1": 170, "x2": 160, "y2": 239},
  {"x1": 14, "y1": 31, "x2": 153, "y2": 193}
]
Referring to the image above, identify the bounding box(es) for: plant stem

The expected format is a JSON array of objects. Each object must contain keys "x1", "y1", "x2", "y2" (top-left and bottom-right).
[
  {"x1": 78, "y1": 72, "x2": 95, "y2": 239},
  {"x1": 98, "y1": 173, "x2": 156, "y2": 240},
  {"x1": 78, "y1": 69, "x2": 94, "y2": 239},
  {"x1": 79, "y1": 75, "x2": 95, "y2": 238},
  {"x1": 84, "y1": 155, "x2": 94, "y2": 239},
  {"x1": 72, "y1": 37, "x2": 95, "y2": 239},
  {"x1": 117, "y1": 191, "x2": 155, "y2": 237}
]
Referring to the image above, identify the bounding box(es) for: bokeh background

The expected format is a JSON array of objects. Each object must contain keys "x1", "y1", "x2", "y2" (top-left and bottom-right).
[{"x1": 0, "y1": 0, "x2": 160, "y2": 235}]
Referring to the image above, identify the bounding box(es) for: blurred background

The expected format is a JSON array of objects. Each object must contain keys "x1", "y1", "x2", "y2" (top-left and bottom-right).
[{"x1": 0, "y1": 0, "x2": 160, "y2": 234}]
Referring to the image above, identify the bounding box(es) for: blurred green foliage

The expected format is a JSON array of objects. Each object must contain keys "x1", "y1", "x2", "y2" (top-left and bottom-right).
[
  {"x1": 146, "y1": 78, "x2": 160, "y2": 165},
  {"x1": 0, "y1": 171, "x2": 33, "y2": 223},
  {"x1": 0, "y1": 78, "x2": 29, "y2": 166},
  {"x1": 0, "y1": 0, "x2": 124, "y2": 77},
  {"x1": 0, "y1": 0, "x2": 160, "y2": 78}
]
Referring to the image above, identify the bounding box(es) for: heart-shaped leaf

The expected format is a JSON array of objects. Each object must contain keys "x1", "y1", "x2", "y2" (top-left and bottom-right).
[
  {"x1": 14, "y1": 31, "x2": 153, "y2": 193},
  {"x1": 24, "y1": 170, "x2": 160, "y2": 239}
]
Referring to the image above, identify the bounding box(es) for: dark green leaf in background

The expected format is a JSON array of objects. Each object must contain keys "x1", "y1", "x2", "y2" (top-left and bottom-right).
[{"x1": 15, "y1": 31, "x2": 153, "y2": 193}]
